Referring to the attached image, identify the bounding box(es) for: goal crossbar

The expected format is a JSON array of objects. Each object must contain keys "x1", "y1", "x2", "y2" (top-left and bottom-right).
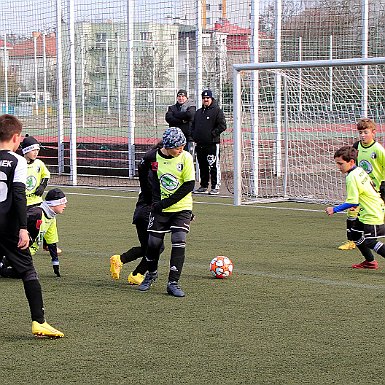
[{"x1": 233, "y1": 57, "x2": 385, "y2": 206}]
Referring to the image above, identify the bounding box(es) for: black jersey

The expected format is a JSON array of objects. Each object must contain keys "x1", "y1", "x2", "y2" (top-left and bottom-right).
[{"x1": 0, "y1": 149, "x2": 28, "y2": 234}]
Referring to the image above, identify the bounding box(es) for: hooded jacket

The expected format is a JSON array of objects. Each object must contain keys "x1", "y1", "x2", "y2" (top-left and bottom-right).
[
  {"x1": 191, "y1": 98, "x2": 227, "y2": 145},
  {"x1": 165, "y1": 100, "x2": 196, "y2": 142}
]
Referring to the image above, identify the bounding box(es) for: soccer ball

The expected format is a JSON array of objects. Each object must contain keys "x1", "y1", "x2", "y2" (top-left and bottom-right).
[{"x1": 210, "y1": 256, "x2": 233, "y2": 279}]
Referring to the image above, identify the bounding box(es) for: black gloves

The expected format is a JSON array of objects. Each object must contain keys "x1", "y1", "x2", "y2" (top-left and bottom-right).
[
  {"x1": 35, "y1": 178, "x2": 49, "y2": 196},
  {"x1": 151, "y1": 201, "x2": 164, "y2": 214},
  {"x1": 380, "y1": 181, "x2": 385, "y2": 202}
]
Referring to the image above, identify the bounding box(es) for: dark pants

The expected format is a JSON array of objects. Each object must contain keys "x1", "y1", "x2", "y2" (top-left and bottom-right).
[
  {"x1": 195, "y1": 143, "x2": 220, "y2": 189},
  {"x1": 0, "y1": 233, "x2": 45, "y2": 323}
]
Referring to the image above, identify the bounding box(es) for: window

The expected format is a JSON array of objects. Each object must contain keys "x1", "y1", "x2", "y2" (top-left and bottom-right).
[
  {"x1": 206, "y1": 4, "x2": 210, "y2": 11},
  {"x1": 96, "y1": 32, "x2": 107, "y2": 42},
  {"x1": 140, "y1": 32, "x2": 153, "y2": 41}
]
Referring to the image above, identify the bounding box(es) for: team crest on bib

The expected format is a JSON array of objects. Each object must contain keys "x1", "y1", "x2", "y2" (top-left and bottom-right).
[
  {"x1": 176, "y1": 163, "x2": 183, "y2": 172},
  {"x1": 359, "y1": 159, "x2": 373, "y2": 174},
  {"x1": 26, "y1": 175, "x2": 37, "y2": 191},
  {"x1": 160, "y1": 173, "x2": 179, "y2": 191},
  {"x1": 371, "y1": 152, "x2": 377, "y2": 159}
]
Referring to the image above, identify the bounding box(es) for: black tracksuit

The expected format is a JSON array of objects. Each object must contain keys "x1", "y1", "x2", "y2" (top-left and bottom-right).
[{"x1": 191, "y1": 99, "x2": 227, "y2": 189}]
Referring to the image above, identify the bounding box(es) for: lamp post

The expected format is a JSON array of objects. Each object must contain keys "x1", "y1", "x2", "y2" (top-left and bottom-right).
[{"x1": 32, "y1": 31, "x2": 40, "y2": 116}]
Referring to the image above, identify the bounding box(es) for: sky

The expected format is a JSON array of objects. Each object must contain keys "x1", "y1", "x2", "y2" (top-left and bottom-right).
[{"x1": 1, "y1": 0, "x2": 253, "y2": 35}]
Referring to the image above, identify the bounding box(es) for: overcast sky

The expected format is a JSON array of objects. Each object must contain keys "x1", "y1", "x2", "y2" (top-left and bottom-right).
[{"x1": 1, "y1": 0, "x2": 256, "y2": 35}]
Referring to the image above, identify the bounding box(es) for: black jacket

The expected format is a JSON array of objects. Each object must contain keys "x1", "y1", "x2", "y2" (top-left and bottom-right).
[
  {"x1": 191, "y1": 98, "x2": 227, "y2": 145},
  {"x1": 165, "y1": 100, "x2": 195, "y2": 142}
]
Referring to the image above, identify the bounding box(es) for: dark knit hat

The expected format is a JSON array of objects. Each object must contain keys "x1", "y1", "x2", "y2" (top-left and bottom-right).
[
  {"x1": 177, "y1": 89, "x2": 188, "y2": 97},
  {"x1": 21, "y1": 134, "x2": 40, "y2": 154},
  {"x1": 201, "y1": 89, "x2": 213, "y2": 98},
  {"x1": 45, "y1": 188, "x2": 67, "y2": 206},
  {"x1": 162, "y1": 127, "x2": 186, "y2": 149}
]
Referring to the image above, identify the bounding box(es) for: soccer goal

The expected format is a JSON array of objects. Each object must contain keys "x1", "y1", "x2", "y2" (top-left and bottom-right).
[{"x1": 230, "y1": 57, "x2": 385, "y2": 206}]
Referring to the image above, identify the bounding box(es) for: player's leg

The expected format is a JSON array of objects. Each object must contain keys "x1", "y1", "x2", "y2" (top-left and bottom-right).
[
  {"x1": 350, "y1": 222, "x2": 378, "y2": 269},
  {"x1": 138, "y1": 232, "x2": 164, "y2": 291},
  {"x1": 166, "y1": 211, "x2": 192, "y2": 297},
  {"x1": 127, "y1": 221, "x2": 149, "y2": 285},
  {"x1": 0, "y1": 236, "x2": 64, "y2": 337},
  {"x1": 338, "y1": 211, "x2": 358, "y2": 250}
]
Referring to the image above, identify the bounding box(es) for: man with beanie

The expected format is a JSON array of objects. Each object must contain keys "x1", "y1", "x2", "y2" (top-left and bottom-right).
[
  {"x1": 165, "y1": 89, "x2": 196, "y2": 155},
  {"x1": 1, "y1": 188, "x2": 67, "y2": 278},
  {"x1": 191, "y1": 89, "x2": 227, "y2": 195},
  {"x1": 137, "y1": 127, "x2": 195, "y2": 297},
  {"x1": 0, "y1": 114, "x2": 64, "y2": 338}
]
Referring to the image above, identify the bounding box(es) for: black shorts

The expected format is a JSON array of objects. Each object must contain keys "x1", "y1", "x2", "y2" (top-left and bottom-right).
[
  {"x1": 148, "y1": 210, "x2": 192, "y2": 234},
  {"x1": 0, "y1": 232, "x2": 35, "y2": 275},
  {"x1": 351, "y1": 220, "x2": 385, "y2": 239}
]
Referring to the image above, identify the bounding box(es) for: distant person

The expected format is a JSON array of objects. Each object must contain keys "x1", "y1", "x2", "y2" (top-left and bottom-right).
[
  {"x1": 326, "y1": 145, "x2": 385, "y2": 269},
  {"x1": 0, "y1": 114, "x2": 64, "y2": 338},
  {"x1": 338, "y1": 118, "x2": 385, "y2": 251},
  {"x1": 191, "y1": 89, "x2": 227, "y2": 195},
  {"x1": 165, "y1": 89, "x2": 196, "y2": 155}
]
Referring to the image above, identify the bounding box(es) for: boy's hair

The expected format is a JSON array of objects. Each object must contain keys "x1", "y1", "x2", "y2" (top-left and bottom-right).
[
  {"x1": 357, "y1": 118, "x2": 376, "y2": 131},
  {"x1": 0, "y1": 114, "x2": 22, "y2": 142},
  {"x1": 334, "y1": 145, "x2": 357, "y2": 162}
]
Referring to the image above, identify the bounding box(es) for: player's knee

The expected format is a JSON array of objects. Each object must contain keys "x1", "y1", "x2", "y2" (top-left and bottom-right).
[
  {"x1": 350, "y1": 230, "x2": 363, "y2": 244},
  {"x1": 148, "y1": 234, "x2": 164, "y2": 250},
  {"x1": 21, "y1": 269, "x2": 39, "y2": 282},
  {"x1": 171, "y1": 231, "x2": 186, "y2": 248}
]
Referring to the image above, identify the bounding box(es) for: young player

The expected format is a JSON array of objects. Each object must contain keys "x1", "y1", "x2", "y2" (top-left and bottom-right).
[
  {"x1": 21, "y1": 134, "x2": 63, "y2": 254},
  {"x1": 28, "y1": 188, "x2": 67, "y2": 277},
  {"x1": 21, "y1": 134, "x2": 50, "y2": 207},
  {"x1": 0, "y1": 188, "x2": 67, "y2": 278},
  {"x1": 110, "y1": 142, "x2": 164, "y2": 285},
  {"x1": 0, "y1": 114, "x2": 64, "y2": 337},
  {"x1": 137, "y1": 127, "x2": 195, "y2": 297},
  {"x1": 326, "y1": 145, "x2": 385, "y2": 269},
  {"x1": 338, "y1": 118, "x2": 385, "y2": 250}
]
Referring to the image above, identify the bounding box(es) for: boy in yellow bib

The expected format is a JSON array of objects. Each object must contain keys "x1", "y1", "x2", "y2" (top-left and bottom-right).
[{"x1": 327, "y1": 145, "x2": 385, "y2": 269}]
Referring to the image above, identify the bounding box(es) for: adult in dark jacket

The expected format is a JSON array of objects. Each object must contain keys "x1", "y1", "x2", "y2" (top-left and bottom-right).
[
  {"x1": 165, "y1": 89, "x2": 196, "y2": 155},
  {"x1": 191, "y1": 89, "x2": 227, "y2": 195}
]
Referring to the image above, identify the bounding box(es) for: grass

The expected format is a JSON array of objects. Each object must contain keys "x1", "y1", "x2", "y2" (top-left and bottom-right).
[{"x1": 2, "y1": 188, "x2": 385, "y2": 384}]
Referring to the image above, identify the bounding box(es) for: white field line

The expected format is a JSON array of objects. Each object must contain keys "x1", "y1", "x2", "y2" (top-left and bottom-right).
[{"x1": 63, "y1": 190, "x2": 328, "y2": 213}]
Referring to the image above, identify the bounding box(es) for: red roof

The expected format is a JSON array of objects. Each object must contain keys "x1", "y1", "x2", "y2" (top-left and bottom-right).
[
  {"x1": 213, "y1": 19, "x2": 251, "y2": 35},
  {"x1": 9, "y1": 33, "x2": 56, "y2": 58},
  {"x1": 0, "y1": 39, "x2": 13, "y2": 48}
]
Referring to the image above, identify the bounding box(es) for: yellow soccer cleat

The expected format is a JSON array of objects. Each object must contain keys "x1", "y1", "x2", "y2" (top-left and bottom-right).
[
  {"x1": 32, "y1": 321, "x2": 64, "y2": 338},
  {"x1": 338, "y1": 240, "x2": 356, "y2": 250},
  {"x1": 127, "y1": 272, "x2": 145, "y2": 285},
  {"x1": 110, "y1": 255, "x2": 123, "y2": 280}
]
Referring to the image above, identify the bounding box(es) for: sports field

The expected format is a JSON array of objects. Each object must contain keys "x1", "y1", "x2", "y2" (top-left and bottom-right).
[{"x1": 2, "y1": 188, "x2": 385, "y2": 385}]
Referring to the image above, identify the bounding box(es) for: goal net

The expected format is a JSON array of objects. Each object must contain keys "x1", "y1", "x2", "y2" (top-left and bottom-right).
[{"x1": 229, "y1": 58, "x2": 385, "y2": 205}]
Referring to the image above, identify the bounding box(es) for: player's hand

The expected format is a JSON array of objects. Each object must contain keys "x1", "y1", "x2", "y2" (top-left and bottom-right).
[
  {"x1": 34, "y1": 185, "x2": 45, "y2": 196},
  {"x1": 151, "y1": 202, "x2": 163, "y2": 214},
  {"x1": 325, "y1": 207, "x2": 334, "y2": 216},
  {"x1": 18, "y1": 229, "x2": 30, "y2": 250}
]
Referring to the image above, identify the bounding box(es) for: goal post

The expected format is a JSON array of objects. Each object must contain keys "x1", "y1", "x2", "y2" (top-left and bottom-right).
[{"x1": 232, "y1": 56, "x2": 385, "y2": 206}]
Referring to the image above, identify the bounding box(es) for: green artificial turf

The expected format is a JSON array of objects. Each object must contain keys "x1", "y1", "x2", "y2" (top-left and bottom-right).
[{"x1": 1, "y1": 188, "x2": 385, "y2": 385}]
